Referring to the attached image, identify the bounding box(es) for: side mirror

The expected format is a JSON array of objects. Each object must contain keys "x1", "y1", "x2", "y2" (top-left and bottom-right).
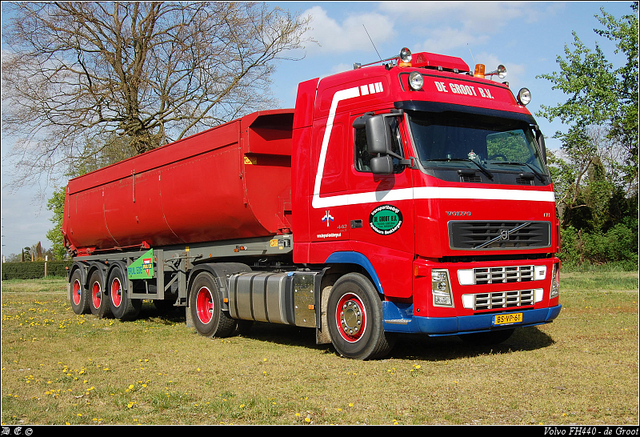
[
  {"x1": 365, "y1": 115, "x2": 392, "y2": 155},
  {"x1": 537, "y1": 131, "x2": 547, "y2": 163},
  {"x1": 370, "y1": 155, "x2": 394, "y2": 175}
]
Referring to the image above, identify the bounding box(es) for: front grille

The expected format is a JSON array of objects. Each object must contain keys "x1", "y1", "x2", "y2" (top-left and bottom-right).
[
  {"x1": 474, "y1": 265, "x2": 534, "y2": 284},
  {"x1": 471, "y1": 289, "x2": 535, "y2": 311},
  {"x1": 449, "y1": 221, "x2": 551, "y2": 250}
]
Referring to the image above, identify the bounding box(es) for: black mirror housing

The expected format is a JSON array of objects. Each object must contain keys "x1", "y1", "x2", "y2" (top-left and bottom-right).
[
  {"x1": 365, "y1": 115, "x2": 392, "y2": 155},
  {"x1": 370, "y1": 155, "x2": 394, "y2": 174}
]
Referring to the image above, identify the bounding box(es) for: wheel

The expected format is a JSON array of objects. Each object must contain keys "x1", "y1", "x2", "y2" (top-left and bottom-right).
[
  {"x1": 327, "y1": 273, "x2": 396, "y2": 360},
  {"x1": 69, "y1": 268, "x2": 90, "y2": 315},
  {"x1": 459, "y1": 328, "x2": 515, "y2": 345},
  {"x1": 108, "y1": 266, "x2": 141, "y2": 321},
  {"x1": 189, "y1": 271, "x2": 237, "y2": 338},
  {"x1": 88, "y1": 269, "x2": 111, "y2": 318}
]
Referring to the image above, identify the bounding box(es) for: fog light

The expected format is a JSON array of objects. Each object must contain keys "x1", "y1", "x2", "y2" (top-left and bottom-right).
[{"x1": 432, "y1": 269, "x2": 454, "y2": 307}]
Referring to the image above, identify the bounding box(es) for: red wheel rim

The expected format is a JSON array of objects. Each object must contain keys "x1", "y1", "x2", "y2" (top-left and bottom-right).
[
  {"x1": 91, "y1": 281, "x2": 102, "y2": 309},
  {"x1": 111, "y1": 277, "x2": 122, "y2": 308},
  {"x1": 72, "y1": 279, "x2": 82, "y2": 305},
  {"x1": 335, "y1": 293, "x2": 367, "y2": 342},
  {"x1": 196, "y1": 287, "x2": 214, "y2": 324}
]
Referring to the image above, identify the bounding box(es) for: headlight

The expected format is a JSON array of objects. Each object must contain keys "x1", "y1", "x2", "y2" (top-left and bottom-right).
[
  {"x1": 408, "y1": 71, "x2": 424, "y2": 90},
  {"x1": 550, "y1": 263, "x2": 560, "y2": 299},
  {"x1": 432, "y1": 269, "x2": 454, "y2": 307},
  {"x1": 517, "y1": 88, "x2": 531, "y2": 106}
]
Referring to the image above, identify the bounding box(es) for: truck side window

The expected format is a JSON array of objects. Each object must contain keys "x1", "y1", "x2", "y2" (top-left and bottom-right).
[{"x1": 354, "y1": 117, "x2": 404, "y2": 173}]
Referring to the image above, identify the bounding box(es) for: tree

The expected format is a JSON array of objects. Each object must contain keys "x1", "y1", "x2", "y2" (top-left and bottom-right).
[
  {"x1": 46, "y1": 186, "x2": 67, "y2": 260},
  {"x1": 536, "y1": 4, "x2": 638, "y2": 267},
  {"x1": 536, "y1": 4, "x2": 638, "y2": 195},
  {"x1": 2, "y1": 2, "x2": 311, "y2": 190}
]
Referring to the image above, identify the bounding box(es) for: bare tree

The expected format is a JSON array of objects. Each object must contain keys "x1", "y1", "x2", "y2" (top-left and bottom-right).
[{"x1": 2, "y1": 2, "x2": 311, "y2": 189}]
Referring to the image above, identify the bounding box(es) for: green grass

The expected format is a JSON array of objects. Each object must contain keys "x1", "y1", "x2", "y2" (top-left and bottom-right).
[{"x1": 1, "y1": 274, "x2": 638, "y2": 425}]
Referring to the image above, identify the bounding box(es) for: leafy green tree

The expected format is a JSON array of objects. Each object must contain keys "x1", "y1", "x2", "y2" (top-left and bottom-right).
[
  {"x1": 46, "y1": 187, "x2": 68, "y2": 260},
  {"x1": 537, "y1": 4, "x2": 638, "y2": 194},
  {"x1": 537, "y1": 4, "x2": 638, "y2": 268}
]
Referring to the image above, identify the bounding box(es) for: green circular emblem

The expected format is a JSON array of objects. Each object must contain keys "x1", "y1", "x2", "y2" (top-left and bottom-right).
[{"x1": 369, "y1": 205, "x2": 403, "y2": 235}]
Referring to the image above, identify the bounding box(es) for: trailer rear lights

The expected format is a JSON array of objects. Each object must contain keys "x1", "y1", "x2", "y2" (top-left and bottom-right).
[
  {"x1": 517, "y1": 87, "x2": 531, "y2": 106},
  {"x1": 408, "y1": 71, "x2": 424, "y2": 90},
  {"x1": 432, "y1": 269, "x2": 454, "y2": 307}
]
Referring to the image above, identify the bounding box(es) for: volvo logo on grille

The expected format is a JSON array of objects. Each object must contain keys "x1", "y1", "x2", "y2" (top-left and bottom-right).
[{"x1": 474, "y1": 222, "x2": 532, "y2": 249}]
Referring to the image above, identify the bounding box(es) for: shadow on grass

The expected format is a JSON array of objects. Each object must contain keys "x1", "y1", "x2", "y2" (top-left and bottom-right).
[
  {"x1": 131, "y1": 303, "x2": 556, "y2": 361},
  {"x1": 389, "y1": 327, "x2": 556, "y2": 361}
]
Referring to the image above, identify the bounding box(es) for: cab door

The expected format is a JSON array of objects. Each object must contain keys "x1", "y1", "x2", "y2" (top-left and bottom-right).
[{"x1": 346, "y1": 112, "x2": 415, "y2": 299}]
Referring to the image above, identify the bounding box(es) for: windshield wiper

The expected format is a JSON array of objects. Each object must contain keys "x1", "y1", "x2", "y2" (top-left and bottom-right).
[
  {"x1": 492, "y1": 161, "x2": 547, "y2": 183},
  {"x1": 425, "y1": 158, "x2": 494, "y2": 180}
]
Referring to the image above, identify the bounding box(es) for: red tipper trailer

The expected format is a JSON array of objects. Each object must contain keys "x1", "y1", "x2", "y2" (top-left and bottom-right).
[
  {"x1": 63, "y1": 109, "x2": 294, "y2": 254},
  {"x1": 64, "y1": 48, "x2": 561, "y2": 359}
]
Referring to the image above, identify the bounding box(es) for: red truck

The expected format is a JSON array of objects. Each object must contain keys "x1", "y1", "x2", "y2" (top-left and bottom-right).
[{"x1": 63, "y1": 48, "x2": 561, "y2": 359}]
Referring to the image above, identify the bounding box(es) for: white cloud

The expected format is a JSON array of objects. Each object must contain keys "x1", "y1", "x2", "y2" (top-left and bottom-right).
[
  {"x1": 301, "y1": 6, "x2": 396, "y2": 54},
  {"x1": 378, "y1": 2, "x2": 531, "y2": 52}
]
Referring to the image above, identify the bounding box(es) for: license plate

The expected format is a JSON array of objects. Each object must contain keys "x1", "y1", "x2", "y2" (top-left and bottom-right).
[{"x1": 493, "y1": 313, "x2": 523, "y2": 326}]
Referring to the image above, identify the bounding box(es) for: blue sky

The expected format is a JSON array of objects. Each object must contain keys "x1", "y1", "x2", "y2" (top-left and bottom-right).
[{"x1": 1, "y1": 1, "x2": 635, "y2": 257}]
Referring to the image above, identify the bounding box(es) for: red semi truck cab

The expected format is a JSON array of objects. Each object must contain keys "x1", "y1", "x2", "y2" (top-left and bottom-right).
[
  {"x1": 63, "y1": 48, "x2": 561, "y2": 360},
  {"x1": 290, "y1": 48, "x2": 560, "y2": 342}
]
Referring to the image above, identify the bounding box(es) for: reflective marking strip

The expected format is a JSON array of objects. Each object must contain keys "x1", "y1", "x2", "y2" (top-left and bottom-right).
[
  {"x1": 311, "y1": 84, "x2": 555, "y2": 209},
  {"x1": 313, "y1": 186, "x2": 555, "y2": 209}
]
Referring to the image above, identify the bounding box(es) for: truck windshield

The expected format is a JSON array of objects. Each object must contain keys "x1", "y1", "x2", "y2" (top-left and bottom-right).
[{"x1": 407, "y1": 110, "x2": 549, "y2": 182}]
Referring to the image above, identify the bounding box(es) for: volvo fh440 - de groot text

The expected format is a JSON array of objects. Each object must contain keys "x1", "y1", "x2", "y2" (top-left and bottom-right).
[{"x1": 63, "y1": 48, "x2": 561, "y2": 359}]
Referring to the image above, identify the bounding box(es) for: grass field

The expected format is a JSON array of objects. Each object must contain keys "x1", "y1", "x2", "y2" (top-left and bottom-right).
[{"x1": 1, "y1": 273, "x2": 638, "y2": 425}]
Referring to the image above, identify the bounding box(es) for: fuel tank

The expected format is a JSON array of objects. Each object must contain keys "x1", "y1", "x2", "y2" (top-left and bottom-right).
[{"x1": 62, "y1": 110, "x2": 294, "y2": 255}]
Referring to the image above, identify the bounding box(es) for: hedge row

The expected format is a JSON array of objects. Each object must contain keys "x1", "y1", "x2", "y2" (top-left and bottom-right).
[{"x1": 1, "y1": 261, "x2": 73, "y2": 280}]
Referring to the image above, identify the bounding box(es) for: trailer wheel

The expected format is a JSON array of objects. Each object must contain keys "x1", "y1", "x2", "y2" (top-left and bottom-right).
[
  {"x1": 88, "y1": 270, "x2": 111, "y2": 318},
  {"x1": 189, "y1": 272, "x2": 236, "y2": 338},
  {"x1": 69, "y1": 269, "x2": 90, "y2": 315},
  {"x1": 108, "y1": 266, "x2": 141, "y2": 321},
  {"x1": 327, "y1": 273, "x2": 395, "y2": 360}
]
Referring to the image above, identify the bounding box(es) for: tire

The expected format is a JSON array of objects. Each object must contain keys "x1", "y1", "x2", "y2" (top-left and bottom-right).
[
  {"x1": 69, "y1": 268, "x2": 90, "y2": 315},
  {"x1": 327, "y1": 273, "x2": 396, "y2": 360},
  {"x1": 189, "y1": 271, "x2": 237, "y2": 338},
  {"x1": 108, "y1": 266, "x2": 141, "y2": 321},
  {"x1": 88, "y1": 269, "x2": 111, "y2": 318},
  {"x1": 459, "y1": 328, "x2": 515, "y2": 345}
]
